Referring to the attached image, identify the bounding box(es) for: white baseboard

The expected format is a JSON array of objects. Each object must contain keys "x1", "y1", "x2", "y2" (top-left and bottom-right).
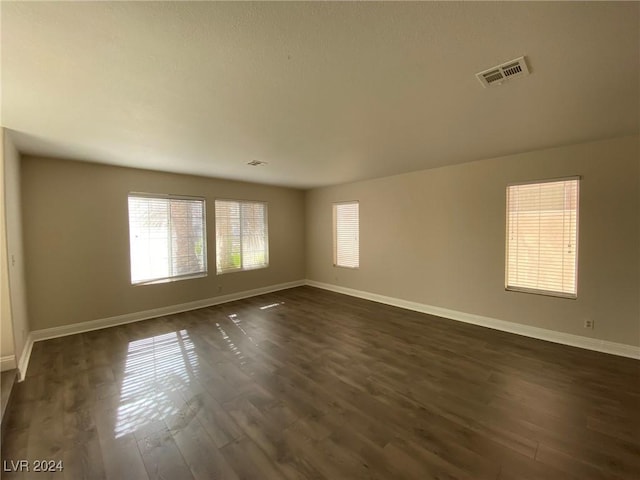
[
  {"x1": 0, "y1": 355, "x2": 16, "y2": 372},
  {"x1": 20, "y1": 277, "x2": 639, "y2": 382},
  {"x1": 16, "y1": 334, "x2": 33, "y2": 382},
  {"x1": 30, "y1": 280, "x2": 306, "y2": 344},
  {"x1": 305, "y1": 280, "x2": 640, "y2": 360}
]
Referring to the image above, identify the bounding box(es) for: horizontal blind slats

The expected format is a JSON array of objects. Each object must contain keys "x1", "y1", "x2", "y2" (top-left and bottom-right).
[
  {"x1": 334, "y1": 202, "x2": 359, "y2": 268},
  {"x1": 215, "y1": 200, "x2": 268, "y2": 273},
  {"x1": 128, "y1": 195, "x2": 206, "y2": 284},
  {"x1": 506, "y1": 179, "x2": 579, "y2": 297}
]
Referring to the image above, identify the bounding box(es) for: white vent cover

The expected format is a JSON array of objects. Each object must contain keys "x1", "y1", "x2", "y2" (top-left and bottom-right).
[{"x1": 476, "y1": 56, "x2": 530, "y2": 88}]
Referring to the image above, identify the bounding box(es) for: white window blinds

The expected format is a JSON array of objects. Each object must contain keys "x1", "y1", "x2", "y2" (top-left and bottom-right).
[
  {"x1": 215, "y1": 200, "x2": 268, "y2": 274},
  {"x1": 334, "y1": 202, "x2": 359, "y2": 268},
  {"x1": 506, "y1": 178, "x2": 580, "y2": 298},
  {"x1": 128, "y1": 195, "x2": 206, "y2": 284}
]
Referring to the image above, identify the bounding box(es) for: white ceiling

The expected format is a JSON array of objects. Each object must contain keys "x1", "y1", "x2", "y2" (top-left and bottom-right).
[{"x1": 1, "y1": 2, "x2": 638, "y2": 189}]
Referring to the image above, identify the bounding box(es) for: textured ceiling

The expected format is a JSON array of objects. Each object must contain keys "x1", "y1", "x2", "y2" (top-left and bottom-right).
[{"x1": 1, "y1": 2, "x2": 638, "y2": 189}]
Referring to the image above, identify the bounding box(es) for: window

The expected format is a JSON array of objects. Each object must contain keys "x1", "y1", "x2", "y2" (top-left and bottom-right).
[
  {"x1": 506, "y1": 177, "x2": 580, "y2": 298},
  {"x1": 215, "y1": 200, "x2": 268, "y2": 274},
  {"x1": 128, "y1": 194, "x2": 207, "y2": 284},
  {"x1": 333, "y1": 201, "x2": 359, "y2": 268}
]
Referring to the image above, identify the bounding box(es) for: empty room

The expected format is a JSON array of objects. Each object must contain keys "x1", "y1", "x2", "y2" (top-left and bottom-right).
[{"x1": 1, "y1": 1, "x2": 639, "y2": 479}]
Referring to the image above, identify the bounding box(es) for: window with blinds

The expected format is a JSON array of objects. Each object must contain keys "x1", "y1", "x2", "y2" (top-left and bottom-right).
[
  {"x1": 506, "y1": 177, "x2": 580, "y2": 298},
  {"x1": 333, "y1": 201, "x2": 359, "y2": 268},
  {"x1": 128, "y1": 194, "x2": 207, "y2": 285},
  {"x1": 215, "y1": 200, "x2": 268, "y2": 274}
]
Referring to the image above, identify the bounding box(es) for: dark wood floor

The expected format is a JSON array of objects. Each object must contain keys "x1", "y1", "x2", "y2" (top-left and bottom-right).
[
  {"x1": 2, "y1": 286, "x2": 639, "y2": 479},
  {"x1": 1, "y1": 369, "x2": 18, "y2": 421}
]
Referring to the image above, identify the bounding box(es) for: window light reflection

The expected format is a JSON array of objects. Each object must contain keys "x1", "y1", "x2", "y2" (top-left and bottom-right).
[
  {"x1": 114, "y1": 329, "x2": 198, "y2": 438},
  {"x1": 216, "y1": 322, "x2": 247, "y2": 365},
  {"x1": 259, "y1": 302, "x2": 284, "y2": 310}
]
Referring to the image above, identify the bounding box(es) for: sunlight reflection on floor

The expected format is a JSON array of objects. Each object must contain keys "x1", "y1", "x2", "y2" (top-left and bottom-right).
[
  {"x1": 215, "y1": 319, "x2": 247, "y2": 365},
  {"x1": 114, "y1": 329, "x2": 198, "y2": 438},
  {"x1": 259, "y1": 301, "x2": 284, "y2": 310}
]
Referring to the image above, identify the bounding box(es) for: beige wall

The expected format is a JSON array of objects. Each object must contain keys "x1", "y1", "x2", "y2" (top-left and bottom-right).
[
  {"x1": 306, "y1": 135, "x2": 640, "y2": 347},
  {"x1": 21, "y1": 157, "x2": 306, "y2": 331},
  {"x1": 3, "y1": 130, "x2": 29, "y2": 366},
  {"x1": 0, "y1": 129, "x2": 16, "y2": 366}
]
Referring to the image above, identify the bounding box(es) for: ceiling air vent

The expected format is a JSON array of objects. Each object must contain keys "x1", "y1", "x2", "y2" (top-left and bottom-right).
[{"x1": 476, "y1": 56, "x2": 530, "y2": 88}]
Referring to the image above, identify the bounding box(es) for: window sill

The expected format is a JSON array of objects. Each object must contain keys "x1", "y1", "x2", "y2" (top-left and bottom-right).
[
  {"x1": 132, "y1": 272, "x2": 208, "y2": 286},
  {"x1": 216, "y1": 265, "x2": 269, "y2": 275},
  {"x1": 505, "y1": 286, "x2": 576, "y2": 299}
]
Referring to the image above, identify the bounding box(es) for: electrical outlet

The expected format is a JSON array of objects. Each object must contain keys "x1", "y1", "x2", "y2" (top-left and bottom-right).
[
  {"x1": 584, "y1": 319, "x2": 594, "y2": 329},
  {"x1": 217, "y1": 285, "x2": 222, "y2": 292}
]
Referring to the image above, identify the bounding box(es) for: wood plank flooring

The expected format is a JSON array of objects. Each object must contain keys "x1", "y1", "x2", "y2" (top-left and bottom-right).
[
  {"x1": 1, "y1": 369, "x2": 18, "y2": 422},
  {"x1": 1, "y1": 286, "x2": 639, "y2": 479}
]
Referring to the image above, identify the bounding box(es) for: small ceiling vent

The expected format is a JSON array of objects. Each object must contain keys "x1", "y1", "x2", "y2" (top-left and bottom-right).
[
  {"x1": 247, "y1": 160, "x2": 267, "y2": 166},
  {"x1": 476, "y1": 56, "x2": 530, "y2": 88}
]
